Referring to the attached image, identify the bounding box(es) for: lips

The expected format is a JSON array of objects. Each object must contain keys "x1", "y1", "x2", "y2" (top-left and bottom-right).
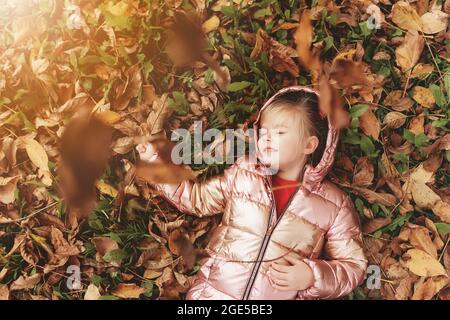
[{"x1": 263, "y1": 147, "x2": 276, "y2": 153}]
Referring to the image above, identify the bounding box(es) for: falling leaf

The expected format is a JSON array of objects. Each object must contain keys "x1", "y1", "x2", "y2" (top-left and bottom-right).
[
  {"x1": 251, "y1": 28, "x2": 299, "y2": 77},
  {"x1": 135, "y1": 160, "x2": 198, "y2": 185},
  {"x1": 329, "y1": 58, "x2": 370, "y2": 91},
  {"x1": 58, "y1": 110, "x2": 113, "y2": 223},
  {"x1": 294, "y1": 10, "x2": 322, "y2": 81}
]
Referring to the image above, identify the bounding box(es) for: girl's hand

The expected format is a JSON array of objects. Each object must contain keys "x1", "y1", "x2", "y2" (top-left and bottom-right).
[
  {"x1": 136, "y1": 142, "x2": 159, "y2": 163},
  {"x1": 268, "y1": 255, "x2": 315, "y2": 291}
]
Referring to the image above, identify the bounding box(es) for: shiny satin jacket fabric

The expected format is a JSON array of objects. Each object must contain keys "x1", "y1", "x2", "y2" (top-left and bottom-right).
[{"x1": 150, "y1": 86, "x2": 368, "y2": 300}]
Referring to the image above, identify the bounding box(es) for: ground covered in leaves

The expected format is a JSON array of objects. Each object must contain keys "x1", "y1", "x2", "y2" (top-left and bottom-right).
[{"x1": 0, "y1": 0, "x2": 450, "y2": 300}]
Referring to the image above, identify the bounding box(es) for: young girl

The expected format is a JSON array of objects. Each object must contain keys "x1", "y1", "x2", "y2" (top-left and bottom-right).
[{"x1": 136, "y1": 85, "x2": 368, "y2": 300}]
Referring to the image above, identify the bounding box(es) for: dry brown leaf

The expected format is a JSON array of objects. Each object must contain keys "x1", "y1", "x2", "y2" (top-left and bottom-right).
[
  {"x1": 412, "y1": 276, "x2": 449, "y2": 300},
  {"x1": 84, "y1": 284, "x2": 101, "y2": 300},
  {"x1": 135, "y1": 160, "x2": 198, "y2": 185},
  {"x1": 0, "y1": 284, "x2": 9, "y2": 300},
  {"x1": 202, "y1": 15, "x2": 220, "y2": 33},
  {"x1": 359, "y1": 108, "x2": 380, "y2": 140},
  {"x1": 395, "y1": 30, "x2": 425, "y2": 73},
  {"x1": 391, "y1": 1, "x2": 423, "y2": 31},
  {"x1": 168, "y1": 229, "x2": 201, "y2": 269},
  {"x1": 403, "y1": 249, "x2": 447, "y2": 277},
  {"x1": 112, "y1": 283, "x2": 145, "y2": 299},
  {"x1": 251, "y1": 28, "x2": 299, "y2": 77},
  {"x1": 408, "y1": 114, "x2": 425, "y2": 135},
  {"x1": 363, "y1": 217, "x2": 392, "y2": 234},
  {"x1": 113, "y1": 64, "x2": 142, "y2": 111},
  {"x1": 92, "y1": 110, "x2": 122, "y2": 125},
  {"x1": 411, "y1": 63, "x2": 434, "y2": 79},
  {"x1": 24, "y1": 138, "x2": 52, "y2": 186},
  {"x1": 384, "y1": 90, "x2": 414, "y2": 112},
  {"x1": 10, "y1": 274, "x2": 41, "y2": 291},
  {"x1": 411, "y1": 86, "x2": 436, "y2": 108},
  {"x1": 353, "y1": 186, "x2": 398, "y2": 207},
  {"x1": 409, "y1": 225, "x2": 438, "y2": 258},
  {"x1": 0, "y1": 176, "x2": 21, "y2": 204},
  {"x1": 420, "y1": 10, "x2": 448, "y2": 34},
  {"x1": 383, "y1": 111, "x2": 407, "y2": 130},
  {"x1": 294, "y1": 9, "x2": 322, "y2": 81},
  {"x1": 329, "y1": 58, "x2": 371, "y2": 91},
  {"x1": 353, "y1": 157, "x2": 374, "y2": 187},
  {"x1": 58, "y1": 110, "x2": 113, "y2": 224},
  {"x1": 146, "y1": 94, "x2": 172, "y2": 136}
]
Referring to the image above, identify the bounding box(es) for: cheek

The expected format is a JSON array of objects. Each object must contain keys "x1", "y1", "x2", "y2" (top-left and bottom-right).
[
  {"x1": 257, "y1": 137, "x2": 266, "y2": 149},
  {"x1": 278, "y1": 137, "x2": 300, "y2": 158}
]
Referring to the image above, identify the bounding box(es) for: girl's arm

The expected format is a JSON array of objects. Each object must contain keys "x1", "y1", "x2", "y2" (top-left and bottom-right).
[
  {"x1": 136, "y1": 143, "x2": 238, "y2": 217},
  {"x1": 297, "y1": 195, "x2": 368, "y2": 300}
]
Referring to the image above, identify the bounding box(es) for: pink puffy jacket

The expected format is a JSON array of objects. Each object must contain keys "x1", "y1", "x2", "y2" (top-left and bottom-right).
[{"x1": 150, "y1": 86, "x2": 368, "y2": 300}]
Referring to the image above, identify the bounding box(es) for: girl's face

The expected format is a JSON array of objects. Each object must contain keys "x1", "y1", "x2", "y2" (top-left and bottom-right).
[{"x1": 257, "y1": 110, "x2": 319, "y2": 176}]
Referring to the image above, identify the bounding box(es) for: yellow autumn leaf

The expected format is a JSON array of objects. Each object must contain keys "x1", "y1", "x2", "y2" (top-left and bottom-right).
[
  {"x1": 202, "y1": 15, "x2": 220, "y2": 33},
  {"x1": 25, "y1": 139, "x2": 48, "y2": 170},
  {"x1": 410, "y1": 63, "x2": 434, "y2": 79},
  {"x1": 84, "y1": 284, "x2": 101, "y2": 300},
  {"x1": 421, "y1": 10, "x2": 448, "y2": 34},
  {"x1": 93, "y1": 110, "x2": 122, "y2": 125},
  {"x1": 106, "y1": 1, "x2": 130, "y2": 16},
  {"x1": 403, "y1": 249, "x2": 447, "y2": 277},
  {"x1": 395, "y1": 30, "x2": 424, "y2": 73},
  {"x1": 359, "y1": 108, "x2": 380, "y2": 140},
  {"x1": 412, "y1": 86, "x2": 435, "y2": 108},
  {"x1": 432, "y1": 200, "x2": 450, "y2": 223},
  {"x1": 408, "y1": 114, "x2": 425, "y2": 135},
  {"x1": 0, "y1": 176, "x2": 20, "y2": 205},
  {"x1": 96, "y1": 180, "x2": 118, "y2": 198},
  {"x1": 409, "y1": 164, "x2": 441, "y2": 208},
  {"x1": 382, "y1": 111, "x2": 406, "y2": 129},
  {"x1": 112, "y1": 283, "x2": 145, "y2": 299},
  {"x1": 391, "y1": 1, "x2": 423, "y2": 31}
]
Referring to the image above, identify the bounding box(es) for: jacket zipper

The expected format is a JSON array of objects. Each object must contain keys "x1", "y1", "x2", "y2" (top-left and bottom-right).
[{"x1": 242, "y1": 175, "x2": 300, "y2": 300}]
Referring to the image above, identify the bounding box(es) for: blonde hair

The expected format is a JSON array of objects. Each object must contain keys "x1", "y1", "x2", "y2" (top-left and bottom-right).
[{"x1": 259, "y1": 91, "x2": 328, "y2": 167}]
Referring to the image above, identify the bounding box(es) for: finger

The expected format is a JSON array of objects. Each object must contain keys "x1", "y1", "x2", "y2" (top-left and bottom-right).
[
  {"x1": 270, "y1": 280, "x2": 290, "y2": 291},
  {"x1": 136, "y1": 144, "x2": 146, "y2": 153},
  {"x1": 269, "y1": 269, "x2": 289, "y2": 285},
  {"x1": 283, "y1": 254, "x2": 303, "y2": 265},
  {"x1": 271, "y1": 262, "x2": 290, "y2": 273},
  {"x1": 269, "y1": 267, "x2": 289, "y2": 281}
]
